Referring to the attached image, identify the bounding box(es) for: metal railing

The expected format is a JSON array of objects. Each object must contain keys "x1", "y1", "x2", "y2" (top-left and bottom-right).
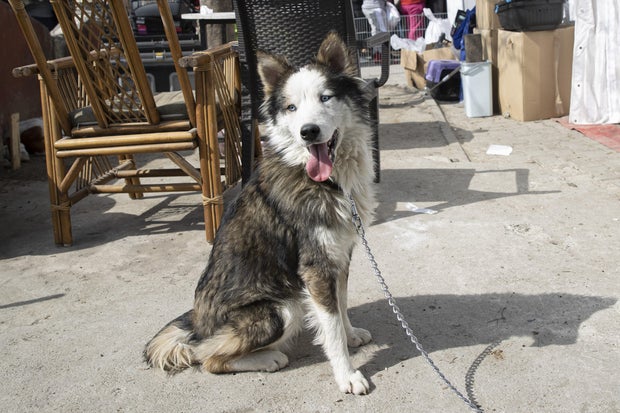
[{"x1": 354, "y1": 13, "x2": 448, "y2": 67}]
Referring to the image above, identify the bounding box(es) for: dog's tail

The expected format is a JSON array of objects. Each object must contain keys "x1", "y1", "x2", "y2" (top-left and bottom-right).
[{"x1": 144, "y1": 310, "x2": 196, "y2": 373}]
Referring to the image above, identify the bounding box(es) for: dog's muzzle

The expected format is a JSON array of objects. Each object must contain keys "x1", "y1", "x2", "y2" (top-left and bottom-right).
[{"x1": 306, "y1": 129, "x2": 339, "y2": 182}]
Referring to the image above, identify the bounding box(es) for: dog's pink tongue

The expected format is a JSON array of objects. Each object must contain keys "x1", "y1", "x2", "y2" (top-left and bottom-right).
[{"x1": 306, "y1": 143, "x2": 332, "y2": 182}]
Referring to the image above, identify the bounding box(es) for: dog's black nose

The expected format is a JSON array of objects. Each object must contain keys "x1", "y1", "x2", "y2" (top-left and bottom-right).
[{"x1": 300, "y1": 124, "x2": 321, "y2": 142}]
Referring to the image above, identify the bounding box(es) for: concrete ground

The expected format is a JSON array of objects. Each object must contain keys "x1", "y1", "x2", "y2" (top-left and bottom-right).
[{"x1": 1, "y1": 66, "x2": 619, "y2": 413}]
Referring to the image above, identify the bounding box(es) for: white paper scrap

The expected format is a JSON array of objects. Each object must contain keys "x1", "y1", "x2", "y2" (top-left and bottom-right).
[
  {"x1": 486, "y1": 144, "x2": 513, "y2": 156},
  {"x1": 406, "y1": 203, "x2": 438, "y2": 214}
]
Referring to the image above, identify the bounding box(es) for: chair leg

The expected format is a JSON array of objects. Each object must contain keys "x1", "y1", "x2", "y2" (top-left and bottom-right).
[
  {"x1": 45, "y1": 161, "x2": 66, "y2": 246},
  {"x1": 52, "y1": 199, "x2": 73, "y2": 247},
  {"x1": 240, "y1": 119, "x2": 255, "y2": 185},
  {"x1": 48, "y1": 159, "x2": 73, "y2": 246},
  {"x1": 119, "y1": 154, "x2": 143, "y2": 199},
  {"x1": 198, "y1": 128, "x2": 223, "y2": 242},
  {"x1": 369, "y1": 95, "x2": 381, "y2": 183},
  {"x1": 41, "y1": 89, "x2": 73, "y2": 246},
  {"x1": 195, "y1": 70, "x2": 225, "y2": 242},
  {"x1": 252, "y1": 119, "x2": 263, "y2": 161},
  {"x1": 51, "y1": 148, "x2": 73, "y2": 246}
]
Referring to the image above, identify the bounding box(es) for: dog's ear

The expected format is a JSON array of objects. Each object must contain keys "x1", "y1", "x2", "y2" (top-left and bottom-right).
[
  {"x1": 257, "y1": 51, "x2": 292, "y2": 96},
  {"x1": 316, "y1": 32, "x2": 357, "y2": 77}
]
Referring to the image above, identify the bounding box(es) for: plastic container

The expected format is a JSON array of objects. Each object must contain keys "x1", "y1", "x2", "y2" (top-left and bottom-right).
[
  {"x1": 425, "y1": 60, "x2": 461, "y2": 102},
  {"x1": 495, "y1": 0, "x2": 564, "y2": 31},
  {"x1": 461, "y1": 61, "x2": 492, "y2": 117}
]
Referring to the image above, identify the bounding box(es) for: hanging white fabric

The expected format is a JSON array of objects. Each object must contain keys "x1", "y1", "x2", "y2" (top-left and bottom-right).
[{"x1": 569, "y1": 0, "x2": 620, "y2": 124}]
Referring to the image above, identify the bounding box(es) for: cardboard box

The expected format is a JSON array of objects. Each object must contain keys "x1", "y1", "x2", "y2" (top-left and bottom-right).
[
  {"x1": 474, "y1": 28, "x2": 500, "y2": 114},
  {"x1": 476, "y1": 0, "x2": 501, "y2": 30},
  {"x1": 401, "y1": 46, "x2": 457, "y2": 89},
  {"x1": 498, "y1": 25, "x2": 574, "y2": 121}
]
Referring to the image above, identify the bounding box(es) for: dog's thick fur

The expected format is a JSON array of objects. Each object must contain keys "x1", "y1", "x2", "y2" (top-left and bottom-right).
[{"x1": 144, "y1": 32, "x2": 377, "y2": 395}]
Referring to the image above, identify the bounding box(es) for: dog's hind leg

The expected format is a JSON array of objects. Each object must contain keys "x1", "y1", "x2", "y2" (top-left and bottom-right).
[
  {"x1": 228, "y1": 350, "x2": 289, "y2": 372},
  {"x1": 144, "y1": 310, "x2": 195, "y2": 373},
  {"x1": 193, "y1": 301, "x2": 293, "y2": 374}
]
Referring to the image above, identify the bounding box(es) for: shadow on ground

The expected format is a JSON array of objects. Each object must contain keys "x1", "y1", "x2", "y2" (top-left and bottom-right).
[
  {"x1": 381, "y1": 121, "x2": 474, "y2": 150},
  {"x1": 2, "y1": 165, "x2": 559, "y2": 256},
  {"x1": 0, "y1": 189, "x2": 208, "y2": 258},
  {"x1": 286, "y1": 293, "x2": 616, "y2": 377},
  {"x1": 374, "y1": 168, "x2": 560, "y2": 225}
]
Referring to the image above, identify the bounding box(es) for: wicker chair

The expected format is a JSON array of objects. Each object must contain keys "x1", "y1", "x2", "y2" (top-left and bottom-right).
[
  {"x1": 232, "y1": 0, "x2": 390, "y2": 183},
  {"x1": 8, "y1": 0, "x2": 242, "y2": 245}
]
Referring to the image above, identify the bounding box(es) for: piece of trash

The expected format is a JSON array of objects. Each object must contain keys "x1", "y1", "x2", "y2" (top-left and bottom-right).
[
  {"x1": 486, "y1": 144, "x2": 513, "y2": 156},
  {"x1": 390, "y1": 34, "x2": 426, "y2": 53},
  {"x1": 200, "y1": 5, "x2": 213, "y2": 14},
  {"x1": 423, "y1": 8, "x2": 453, "y2": 43},
  {"x1": 406, "y1": 203, "x2": 438, "y2": 214}
]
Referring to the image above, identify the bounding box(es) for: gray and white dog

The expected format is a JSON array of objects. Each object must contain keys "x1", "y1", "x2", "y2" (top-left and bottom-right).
[{"x1": 145, "y1": 32, "x2": 377, "y2": 395}]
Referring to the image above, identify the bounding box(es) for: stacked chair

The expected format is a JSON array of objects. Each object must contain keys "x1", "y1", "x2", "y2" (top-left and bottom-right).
[{"x1": 8, "y1": 0, "x2": 242, "y2": 245}]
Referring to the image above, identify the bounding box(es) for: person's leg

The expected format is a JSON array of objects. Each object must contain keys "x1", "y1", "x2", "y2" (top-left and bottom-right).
[
  {"x1": 399, "y1": 3, "x2": 424, "y2": 40},
  {"x1": 408, "y1": 3, "x2": 426, "y2": 40}
]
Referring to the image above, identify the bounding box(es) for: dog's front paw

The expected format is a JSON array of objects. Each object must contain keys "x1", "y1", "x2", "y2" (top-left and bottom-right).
[
  {"x1": 338, "y1": 370, "x2": 369, "y2": 395},
  {"x1": 347, "y1": 327, "x2": 372, "y2": 348}
]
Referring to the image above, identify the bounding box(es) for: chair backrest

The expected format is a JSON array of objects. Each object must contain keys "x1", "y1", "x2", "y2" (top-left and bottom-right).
[
  {"x1": 233, "y1": 0, "x2": 359, "y2": 119},
  {"x1": 51, "y1": 0, "x2": 161, "y2": 128},
  {"x1": 9, "y1": 0, "x2": 196, "y2": 133}
]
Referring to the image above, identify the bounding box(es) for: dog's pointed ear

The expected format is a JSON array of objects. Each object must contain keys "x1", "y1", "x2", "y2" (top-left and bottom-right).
[
  {"x1": 257, "y1": 51, "x2": 292, "y2": 96},
  {"x1": 316, "y1": 32, "x2": 357, "y2": 77}
]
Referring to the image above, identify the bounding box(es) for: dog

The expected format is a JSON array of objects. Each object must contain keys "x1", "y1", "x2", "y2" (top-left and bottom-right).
[{"x1": 144, "y1": 32, "x2": 377, "y2": 395}]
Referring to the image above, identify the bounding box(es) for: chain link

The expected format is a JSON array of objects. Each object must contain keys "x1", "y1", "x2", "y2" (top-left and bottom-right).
[{"x1": 347, "y1": 193, "x2": 483, "y2": 413}]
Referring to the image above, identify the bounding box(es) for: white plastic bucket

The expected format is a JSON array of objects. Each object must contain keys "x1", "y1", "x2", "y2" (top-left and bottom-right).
[{"x1": 461, "y1": 61, "x2": 492, "y2": 117}]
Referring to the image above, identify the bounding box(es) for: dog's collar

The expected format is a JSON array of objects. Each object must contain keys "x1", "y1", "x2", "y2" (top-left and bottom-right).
[{"x1": 322, "y1": 177, "x2": 343, "y2": 193}]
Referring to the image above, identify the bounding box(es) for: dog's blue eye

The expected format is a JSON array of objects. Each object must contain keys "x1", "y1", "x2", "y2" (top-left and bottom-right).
[
  {"x1": 287, "y1": 104, "x2": 297, "y2": 112},
  {"x1": 320, "y1": 95, "x2": 332, "y2": 103}
]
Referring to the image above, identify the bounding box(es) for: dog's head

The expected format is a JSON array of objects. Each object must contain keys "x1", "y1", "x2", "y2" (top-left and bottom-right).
[{"x1": 257, "y1": 32, "x2": 368, "y2": 183}]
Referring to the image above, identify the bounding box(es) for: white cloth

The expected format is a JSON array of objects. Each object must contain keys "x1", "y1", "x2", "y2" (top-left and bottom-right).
[
  {"x1": 569, "y1": 0, "x2": 620, "y2": 124},
  {"x1": 362, "y1": 6, "x2": 388, "y2": 36},
  {"x1": 362, "y1": 0, "x2": 387, "y2": 10}
]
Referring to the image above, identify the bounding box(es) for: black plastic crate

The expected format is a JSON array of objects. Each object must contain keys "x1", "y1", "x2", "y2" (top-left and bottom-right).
[{"x1": 495, "y1": 0, "x2": 564, "y2": 31}]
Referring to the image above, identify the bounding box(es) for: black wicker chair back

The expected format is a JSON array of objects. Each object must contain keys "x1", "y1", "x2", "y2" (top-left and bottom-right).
[{"x1": 233, "y1": 0, "x2": 389, "y2": 182}]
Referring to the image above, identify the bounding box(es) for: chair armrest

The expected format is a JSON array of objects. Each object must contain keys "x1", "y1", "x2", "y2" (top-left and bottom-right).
[
  {"x1": 13, "y1": 56, "x2": 76, "y2": 78},
  {"x1": 357, "y1": 32, "x2": 390, "y2": 88},
  {"x1": 361, "y1": 32, "x2": 391, "y2": 49},
  {"x1": 12, "y1": 63, "x2": 39, "y2": 78},
  {"x1": 178, "y1": 42, "x2": 238, "y2": 69}
]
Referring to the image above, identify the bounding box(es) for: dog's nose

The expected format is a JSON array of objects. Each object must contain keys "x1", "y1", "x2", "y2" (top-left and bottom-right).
[{"x1": 300, "y1": 124, "x2": 321, "y2": 142}]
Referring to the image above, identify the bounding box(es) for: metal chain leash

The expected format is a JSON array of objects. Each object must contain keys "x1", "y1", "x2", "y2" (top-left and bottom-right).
[{"x1": 347, "y1": 193, "x2": 483, "y2": 413}]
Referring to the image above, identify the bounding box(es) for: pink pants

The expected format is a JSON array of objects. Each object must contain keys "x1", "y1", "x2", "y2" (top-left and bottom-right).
[{"x1": 399, "y1": 3, "x2": 425, "y2": 40}]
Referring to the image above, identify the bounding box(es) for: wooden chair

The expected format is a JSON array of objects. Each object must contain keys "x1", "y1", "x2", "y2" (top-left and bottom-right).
[
  {"x1": 232, "y1": 0, "x2": 390, "y2": 183},
  {"x1": 8, "y1": 0, "x2": 242, "y2": 245}
]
